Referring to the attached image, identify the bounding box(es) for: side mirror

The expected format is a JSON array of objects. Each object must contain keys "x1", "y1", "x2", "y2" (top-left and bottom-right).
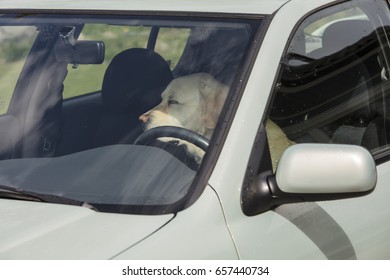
[{"x1": 242, "y1": 144, "x2": 377, "y2": 216}]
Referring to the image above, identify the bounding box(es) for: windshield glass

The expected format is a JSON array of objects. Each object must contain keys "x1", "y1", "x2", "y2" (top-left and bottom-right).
[{"x1": 0, "y1": 13, "x2": 261, "y2": 214}]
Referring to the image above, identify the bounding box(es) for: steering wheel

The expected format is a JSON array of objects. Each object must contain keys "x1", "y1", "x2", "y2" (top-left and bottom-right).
[
  {"x1": 134, "y1": 126, "x2": 209, "y2": 169},
  {"x1": 134, "y1": 126, "x2": 209, "y2": 150}
]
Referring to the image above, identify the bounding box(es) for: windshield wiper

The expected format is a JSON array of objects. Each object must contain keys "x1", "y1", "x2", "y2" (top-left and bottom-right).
[
  {"x1": 0, "y1": 185, "x2": 96, "y2": 210},
  {"x1": 0, "y1": 185, "x2": 46, "y2": 202}
]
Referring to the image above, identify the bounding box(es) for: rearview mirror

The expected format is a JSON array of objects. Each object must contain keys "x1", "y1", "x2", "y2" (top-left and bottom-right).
[
  {"x1": 55, "y1": 40, "x2": 105, "y2": 64},
  {"x1": 242, "y1": 144, "x2": 377, "y2": 216}
]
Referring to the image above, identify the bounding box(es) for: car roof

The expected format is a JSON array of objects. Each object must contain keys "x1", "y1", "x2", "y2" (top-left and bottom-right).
[{"x1": 0, "y1": 0, "x2": 291, "y2": 14}]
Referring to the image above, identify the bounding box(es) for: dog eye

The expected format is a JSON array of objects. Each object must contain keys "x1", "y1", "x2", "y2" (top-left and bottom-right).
[{"x1": 168, "y1": 98, "x2": 179, "y2": 106}]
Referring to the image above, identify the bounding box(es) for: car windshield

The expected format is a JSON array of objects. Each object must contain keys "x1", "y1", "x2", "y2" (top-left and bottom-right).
[{"x1": 0, "y1": 13, "x2": 261, "y2": 214}]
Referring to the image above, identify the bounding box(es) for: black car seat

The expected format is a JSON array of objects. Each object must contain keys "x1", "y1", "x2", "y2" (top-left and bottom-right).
[
  {"x1": 173, "y1": 27, "x2": 250, "y2": 86},
  {"x1": 21, "y1": 61, "x2": 67, "y2": 158},
  {"x1": 315, "y1": 20, "x2": 380, "y2": 146},
  {"x1": 94, "y1": 48, "x2": 173, "y2": 147}
]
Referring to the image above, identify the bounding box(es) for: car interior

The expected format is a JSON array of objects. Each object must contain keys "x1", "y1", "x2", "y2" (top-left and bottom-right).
[
  {"x1": 0, "y1": 15, "x2": 256, "y2": 213},
  {"x1": 0, "y1": 18, "x2": 253, "y2": 160}
]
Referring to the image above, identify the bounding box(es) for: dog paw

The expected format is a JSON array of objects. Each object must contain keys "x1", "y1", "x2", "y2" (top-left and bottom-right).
[{"x1": 158, "y1": 137, "x2": 205, "y2": 164}]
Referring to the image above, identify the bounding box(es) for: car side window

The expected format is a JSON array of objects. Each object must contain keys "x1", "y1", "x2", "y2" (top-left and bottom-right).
[
  {"x1": 266, "y1": 1, "x2": 390, "y2": 169},
  {"x1": 0, "y1": 26, "x2": 36, "y2": 115}
]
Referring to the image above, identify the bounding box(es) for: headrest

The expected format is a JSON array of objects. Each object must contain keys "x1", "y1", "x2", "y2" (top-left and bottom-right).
[
  {"x1": 173, "y1": 28, "x2": 250, "y2": 86},
  {"x1": 321, "y1": 20, "x2": 373, "y2": 56},
  {"x1": 102, "y1": 48, "x2": 173, "y2": 115}
]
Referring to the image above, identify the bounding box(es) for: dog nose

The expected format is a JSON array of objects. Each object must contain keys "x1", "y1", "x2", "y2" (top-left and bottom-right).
[{"x1": 139, "y1": 113, "x2": 149, "y2": 123}]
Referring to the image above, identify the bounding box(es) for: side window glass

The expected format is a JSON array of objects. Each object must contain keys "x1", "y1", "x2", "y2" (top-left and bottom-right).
[
  {"x1": 0, "y1": 26, "x2": 36, "y2": 114},
  {"x1": 62, "y1": 24, "x2": 151, "y2": 99},
  {"x1": 267, "y1": 1, "x2": 390, "y2": 169}
]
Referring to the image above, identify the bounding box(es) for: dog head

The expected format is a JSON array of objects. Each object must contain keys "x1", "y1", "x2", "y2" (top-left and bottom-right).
[{"x1": 139, "y1": 73, "x2": 229, "y2": 139}]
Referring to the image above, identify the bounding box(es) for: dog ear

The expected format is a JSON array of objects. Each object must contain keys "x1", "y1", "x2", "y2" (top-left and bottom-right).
[{"x1": 198, "y1": 74, "x2": 229, "y2": 129}]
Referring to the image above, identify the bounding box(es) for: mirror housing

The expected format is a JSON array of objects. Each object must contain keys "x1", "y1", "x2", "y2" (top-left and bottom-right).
[
  {"x1": 242, "y1": 144, "x2": 377, "y2": 216},
  {"x1": 55, "y1": 40, "x2": 105, "y2": 64}
]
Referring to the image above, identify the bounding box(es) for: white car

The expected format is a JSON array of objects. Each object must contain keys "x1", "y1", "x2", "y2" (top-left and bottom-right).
[{"x1": 0, "y1": 0, "x2": 389, "y2": 260}]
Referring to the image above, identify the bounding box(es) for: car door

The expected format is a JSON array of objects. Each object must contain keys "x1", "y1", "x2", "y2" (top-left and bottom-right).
[
  {"x1": 262, "y1": 0, "x2": 390, "y2": 259},
  {"x1": 217, "y1": 0, "x2": 390, "y2": 259}
]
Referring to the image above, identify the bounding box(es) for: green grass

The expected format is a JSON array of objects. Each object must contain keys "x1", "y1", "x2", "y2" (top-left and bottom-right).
[
  {"x1": 0, "y1": 60, "x2": 25, "y2": 114},
  {"x1": 0, "y1": 27, "x2": 35, "y2": 114},
  {"x1": 63, "y1": 63, "x2": 108, "y2": 99}
]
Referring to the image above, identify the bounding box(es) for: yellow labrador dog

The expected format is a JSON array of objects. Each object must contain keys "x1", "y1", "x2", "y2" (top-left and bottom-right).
[
  {"x1": 265, "y1": 119, "x2": 295, "y2": 171},
  {"x1": 139, "y1": 73, "x2": 228, "y2": 162},
  {"x1": 139, "y1": 72, "x2": 294, "y2": 168},
  {"x1": 139, "y1": 73, "x2": 228, "y2": 140}
]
